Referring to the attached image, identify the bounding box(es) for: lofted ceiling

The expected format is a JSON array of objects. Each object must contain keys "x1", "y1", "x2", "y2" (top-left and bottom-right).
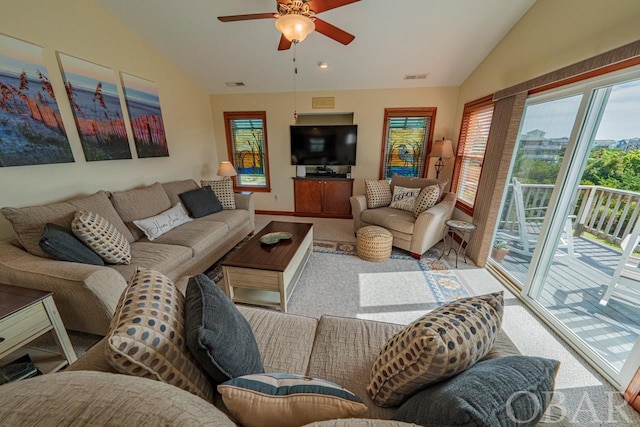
[{"x1": 98, "y1": 0, "x2": 536, "y2": 94}]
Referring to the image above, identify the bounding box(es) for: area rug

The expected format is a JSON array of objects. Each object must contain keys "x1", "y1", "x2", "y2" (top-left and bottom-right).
[{"x1": 206, "y1": 239, "x2": 472, "y2": 325}]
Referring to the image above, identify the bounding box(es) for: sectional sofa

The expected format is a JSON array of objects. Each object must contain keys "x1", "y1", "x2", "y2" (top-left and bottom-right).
[
  {"x1": 0, "y1": 269, "x2": 556, "y2": 426},
  {"x1": 0, "y1": 179, "x2": 254, "y2": 335}
]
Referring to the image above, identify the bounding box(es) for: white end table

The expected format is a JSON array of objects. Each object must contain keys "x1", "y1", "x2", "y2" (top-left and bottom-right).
[{"x1": 0, "y1": 284, "x2": 77, "y2": 377}]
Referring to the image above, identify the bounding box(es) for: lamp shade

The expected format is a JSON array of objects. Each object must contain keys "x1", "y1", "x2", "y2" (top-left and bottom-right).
[
  {"x1": 275, "y1": 14, "x2": 315, "y2": 43},
  {"x1": 430, "y1": 139, "x2": 454, "y2": 158},
  {"x1": 217, "y1": 161, "x2": 237, "y2": 177}
]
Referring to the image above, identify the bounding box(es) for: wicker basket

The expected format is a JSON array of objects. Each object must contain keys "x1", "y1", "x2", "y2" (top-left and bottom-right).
[{"x1": 356, "y1": 226, "x2": 393, "y2": 262}]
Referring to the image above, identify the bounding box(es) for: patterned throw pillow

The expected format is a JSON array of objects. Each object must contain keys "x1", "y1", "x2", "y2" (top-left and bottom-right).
[
  {"x1": 389, "y1": 186, "x2": 421, "y2": 212},
  {"x1": 201, "y1": 180, "x2": 235, "y2": 210},
  {"x1": 133, "y1": 203, "x2": 192, "y2": 241},
  {"x1": 71, "y1": 211, "x2": 131, "y2": 265},
  {"x1": 365, "y1": 180, "x2": 392, "y2": 209},
  {"x1": 413, "y1": 185, "x2": 441, "y2": 218},
  {"x1": 367, "y1": 292, "x2": 504, "y2": 407},
  {"x1": 218, "y1": 373, "x2": 368, "y2": 427},
  {"x1": 105, "y1": 268, "x2": 214, "y2": 402}
]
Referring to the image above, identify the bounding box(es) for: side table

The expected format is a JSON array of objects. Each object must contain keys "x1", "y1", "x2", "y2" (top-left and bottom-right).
[
  {"x1": 0, "y1": 284, "x2": 77, "y2": 376},
  {"x1": 439, "y1": 220, "x2": 477, "y2": 268}
]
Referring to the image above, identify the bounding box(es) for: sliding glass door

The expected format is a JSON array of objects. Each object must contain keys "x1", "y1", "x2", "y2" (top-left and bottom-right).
[{"x1": 490, "y1": 67, "x2": 640, "y2": 390}]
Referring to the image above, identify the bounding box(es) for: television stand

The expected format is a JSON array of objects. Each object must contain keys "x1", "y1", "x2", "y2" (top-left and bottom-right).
[{"x1": 292, "y1": 177, "x2": 353, "y2": 218}]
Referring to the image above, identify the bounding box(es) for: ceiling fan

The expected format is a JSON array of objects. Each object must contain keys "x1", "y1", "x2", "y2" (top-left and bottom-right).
[{"x1": 217, "y1": 0, "x2": 359, "y2": 51}]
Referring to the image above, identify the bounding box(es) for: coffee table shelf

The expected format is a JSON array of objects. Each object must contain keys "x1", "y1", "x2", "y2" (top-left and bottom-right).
[{"x1": 222, "y1": 221, "x2": 313, "y2": 312}]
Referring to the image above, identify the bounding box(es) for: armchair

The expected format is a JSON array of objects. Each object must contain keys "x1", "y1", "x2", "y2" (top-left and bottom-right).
[{"x1": 350, "y1": 177, "x2": 456, "y2": 259}]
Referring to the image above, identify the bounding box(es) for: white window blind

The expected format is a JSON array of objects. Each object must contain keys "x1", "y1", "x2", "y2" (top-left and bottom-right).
[{"x1": 452, "y1": 100, "x2": 494, "y2": 212}]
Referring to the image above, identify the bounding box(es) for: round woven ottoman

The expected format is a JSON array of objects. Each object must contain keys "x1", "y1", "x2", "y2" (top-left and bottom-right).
[{"x1": 356, "y1": 226, "x2": 393, "y2": 262}]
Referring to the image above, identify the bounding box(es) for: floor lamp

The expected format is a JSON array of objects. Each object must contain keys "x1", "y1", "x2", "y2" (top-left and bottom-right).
[{"x1": 430, "y1": 138, "x2": 454, "y2": 179}]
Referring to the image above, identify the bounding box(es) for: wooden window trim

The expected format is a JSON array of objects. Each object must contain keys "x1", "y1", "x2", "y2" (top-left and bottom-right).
[
  {"x1": 223, "y1": 111, "x2": 271, "y2": 192},
  {"x1": 378, "y1": 107, "x2": 437, "y2": 180},
  {"x1": 451, "y1": 95, "x2": 495, "y2": 216}
]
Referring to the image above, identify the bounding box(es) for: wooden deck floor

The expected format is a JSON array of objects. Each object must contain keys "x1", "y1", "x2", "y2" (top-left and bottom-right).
[{"x1": 496, "y1": 237, "x2": 640, "y2": 371}]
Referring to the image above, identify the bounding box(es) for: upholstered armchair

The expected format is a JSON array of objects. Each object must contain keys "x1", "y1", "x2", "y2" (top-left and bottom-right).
[{"x1": 350, "y1": 176, "x2": 457, "y2": 259}]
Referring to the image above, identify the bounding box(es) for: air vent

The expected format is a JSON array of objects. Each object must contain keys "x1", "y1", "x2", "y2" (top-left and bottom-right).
[
  {"x1": 225, "y1": 82, "x2": 246, "y2": 87},
  {"x1": 403, "y1": 73, "x2": 429, "y2": 80}
]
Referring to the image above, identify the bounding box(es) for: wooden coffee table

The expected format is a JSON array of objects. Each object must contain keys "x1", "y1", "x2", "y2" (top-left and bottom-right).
[{"x1": 221, "y1": 221, "x2": 313, "y2": 312}]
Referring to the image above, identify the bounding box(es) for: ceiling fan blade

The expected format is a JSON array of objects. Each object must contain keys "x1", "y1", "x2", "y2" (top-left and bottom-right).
[
  {"x1": 313, "y1": 18, "x2": 355, "y2": 45},
  {"x1": 308, "y1": 0, "x2": 360, "y2": 14},
  {"x1": 218, "y1": 13, "x2": 275, "y2": 22},
  {"x1": 278, "y1": 34, "x2": 293, "y2": 51}
]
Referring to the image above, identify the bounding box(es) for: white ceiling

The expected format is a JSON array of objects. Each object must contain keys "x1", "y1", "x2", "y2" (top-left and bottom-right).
[{"x1": 98, "y1": 0, "x2": 536, "y2": 94}]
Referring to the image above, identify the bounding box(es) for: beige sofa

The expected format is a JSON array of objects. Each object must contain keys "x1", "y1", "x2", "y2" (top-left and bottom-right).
[
  {"x1": 0, "y1": 179, "x2": 254, "y2": 335},
  {"x1": 0, "y1": 301, "x2": 521, "y2": 426},
  {"x1": 350, "y1": 177, "x2": 456, "y2": 258}
]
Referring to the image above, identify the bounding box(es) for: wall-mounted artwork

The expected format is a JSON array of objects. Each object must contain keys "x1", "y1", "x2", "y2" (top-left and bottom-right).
[
  {"x1": 0, "y1": 34, "x2": 73, "y2": 167},
  {"x1": 57, "y1": 53, "x2": 131, "y2": 161},
  {"x1": 120, "y1": 73, "x2": 168, "y2": 158}
]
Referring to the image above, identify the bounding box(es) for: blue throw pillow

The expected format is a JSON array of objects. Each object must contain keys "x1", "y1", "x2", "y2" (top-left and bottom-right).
[
  {"x1": 184, "y1": 274, "x2": 264, "y2": 383},
  {"x1": 39, "y1": 223, "x2": 104, "y2": 265},
  {"x1": 179, "y1": 186, "x2": 223, "y2": 218},
  {"x1": 393, "y1": 356, "x2": 560, "y2": 427}
]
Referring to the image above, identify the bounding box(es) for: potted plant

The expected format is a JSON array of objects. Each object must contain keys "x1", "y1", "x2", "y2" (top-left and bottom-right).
[{"x1": 491, "y1": 241, "x2": 510, "y2": 263}]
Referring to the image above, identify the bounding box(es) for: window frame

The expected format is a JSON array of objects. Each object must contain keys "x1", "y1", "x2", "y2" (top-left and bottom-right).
[
  {"x1": 378, "y1": 107, "x2": 437, "y2": 180},
  {"x1": 451, "y1": 95, "x2": 495, "y2": 216},
  {"x1": 223, "y1": 111, "x2": 271, "y2": 192}
]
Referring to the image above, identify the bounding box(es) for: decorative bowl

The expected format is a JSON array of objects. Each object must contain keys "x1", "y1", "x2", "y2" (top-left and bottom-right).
[{"x1": 260, "y1": 231, "x2": 293, "y2": 245}]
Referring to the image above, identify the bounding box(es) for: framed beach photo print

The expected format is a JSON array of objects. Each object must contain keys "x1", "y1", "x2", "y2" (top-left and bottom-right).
[{"x1": 0, "y1": 34, "x2": 73, "y2": 167}]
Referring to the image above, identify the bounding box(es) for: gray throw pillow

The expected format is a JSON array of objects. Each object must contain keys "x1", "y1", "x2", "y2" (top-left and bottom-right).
[
  {"x1": 185, "y1": 274, "x2": 264, "y2": 383},
  {"x1": 179, "y1": 187, "x2": 223, "y2": 218},
  {"x1": 39, "y1": 223, "x2": 104, "y2": 266},
  {"x1": 393, "y1": 356, "x2": 560, "y2": 427}
]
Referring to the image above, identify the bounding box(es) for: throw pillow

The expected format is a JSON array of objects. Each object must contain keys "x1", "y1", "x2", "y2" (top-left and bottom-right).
[
  {"x1": 389, "y1": 186, "x2": 421, "y2": 212},
  {"x1": 133, "y1": 203, "x2": 192, "y2": 241},
  {"x1": 218, "y1": 373, "x2": 368, "y2": 427},
  {"x1": 105, "y1": 268, "x2": 214, "y2": 402},
  {"x1": 367, "y1": 292, "x2": 504, "y2": 407},
  {"x1": 1, "y1": 190, "x2": 133, "y2": 259},
  {"x1": 365, "y1": 180, "x2": 392, "y2": 209},
  {"x1": 201, "y1": 179, "x2": 235, "y2": 209},
  {"x1": 71, "y1": 211, "x2": 131, "y2": 265},
  {"x1": 184, "y1": 274, "x2": 264, "y2": 383},
  {"x1": 413, "y1": 184, "x2": 441, "y2": 218},
  {"x1": 393, "y1": 356, "x2": 560, "y2": 427},
  {"x1": 39, "y1": 223, "x2": 104, "y2": 266},
  {"x1": 179, "y1": 187, "x2": 223, "y2": 218}
]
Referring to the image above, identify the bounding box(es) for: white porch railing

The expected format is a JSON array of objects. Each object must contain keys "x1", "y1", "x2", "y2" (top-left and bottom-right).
[{"x1": 497, "y1": 183, "x2": 640, "y2": 245}]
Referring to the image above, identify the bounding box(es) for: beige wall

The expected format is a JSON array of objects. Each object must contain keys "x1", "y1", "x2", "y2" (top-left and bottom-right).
[
  {"x1": 0, "y1": 0, "x2": 218, "y2": 240},
  {"x1": 453, "y1": 0, "x2": 640, "y2": 222},
  {"x1": 211, "y1": 87, "x2": 460, "y2": 213}
]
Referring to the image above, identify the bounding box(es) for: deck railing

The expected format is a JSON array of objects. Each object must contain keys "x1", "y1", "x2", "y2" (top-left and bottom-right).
[{"x1": 498, "y1": 183, "x2": 640, "y2": 245}]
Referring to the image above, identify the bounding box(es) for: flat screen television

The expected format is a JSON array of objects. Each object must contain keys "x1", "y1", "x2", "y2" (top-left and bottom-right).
[{"x1": 290, "y1": 125, "x2": 357, "y2": 165}]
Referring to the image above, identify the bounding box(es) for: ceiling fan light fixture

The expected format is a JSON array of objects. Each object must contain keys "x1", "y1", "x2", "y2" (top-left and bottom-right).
[{"x1": 275, "y1": 14, "x2": 315, "y2": 43}]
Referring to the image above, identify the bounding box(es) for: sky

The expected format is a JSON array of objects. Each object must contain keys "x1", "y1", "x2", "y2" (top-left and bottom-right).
[{"x1": 521, "y1": 78, "x2": 640, "y2": 141}]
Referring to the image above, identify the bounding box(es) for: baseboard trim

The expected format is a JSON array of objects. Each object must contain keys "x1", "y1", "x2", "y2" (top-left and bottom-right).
[
  {"x1": 255, "y1": 210, "x2": 296, "y2": 216},
  {"x1": 255, "y1": 210, "x2": 352, "y2": 219}
]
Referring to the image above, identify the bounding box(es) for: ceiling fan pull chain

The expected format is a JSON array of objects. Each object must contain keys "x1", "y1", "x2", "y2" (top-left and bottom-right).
[{"x1": 293, "y1": 42, "x2": 298, "y2": 122}]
